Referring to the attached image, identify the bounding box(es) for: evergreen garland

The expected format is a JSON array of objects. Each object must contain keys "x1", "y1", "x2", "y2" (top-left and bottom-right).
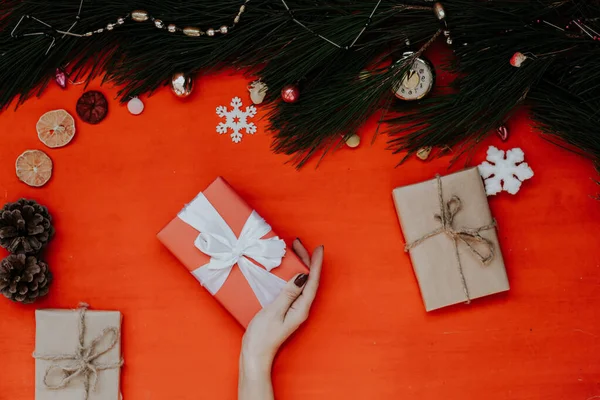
[{"x1": 0, "y1": 0, "x2": 598, "y2": 174}]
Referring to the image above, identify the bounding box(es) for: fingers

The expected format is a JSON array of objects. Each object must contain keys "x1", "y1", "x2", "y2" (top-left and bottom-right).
[
  {"x1": 269, "y1": 273, "x2": 309, "y2": 318},
  {"x1": 292, "y1": 238, "x2": 311, "y2": 266},
  {"x1": 291, "y1": 245, "x2": 324, "y2": 311}
]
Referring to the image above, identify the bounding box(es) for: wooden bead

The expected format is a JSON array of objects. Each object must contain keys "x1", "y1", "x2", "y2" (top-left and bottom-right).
[
  {"x1": 131, "y1": 10, "x2": 149, "y2": 22},
  {"x1": 183, "y1": 27, "x2": 201, "y2": 37}
]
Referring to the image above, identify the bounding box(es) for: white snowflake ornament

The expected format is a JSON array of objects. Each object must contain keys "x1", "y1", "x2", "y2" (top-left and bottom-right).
[
  {"x1": 478, "y1": 146, "x2": 534, "y2": 195},
  {"x1": 216, "y1": 97, "x2": 257, "y2": 143}
]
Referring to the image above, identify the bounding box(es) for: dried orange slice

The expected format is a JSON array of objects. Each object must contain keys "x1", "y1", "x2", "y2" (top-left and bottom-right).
[
  {"x1": 36, "y1": 109, "x2": 75, "y2": 148},
  {"x1": 15, "y1": 150, "x2": 53, "y2": 187}
]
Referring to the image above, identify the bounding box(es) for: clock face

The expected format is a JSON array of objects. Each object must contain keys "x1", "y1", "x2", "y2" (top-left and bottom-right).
[{"x1": 393, "y1": 57, "x2": 435, "y2": 101}]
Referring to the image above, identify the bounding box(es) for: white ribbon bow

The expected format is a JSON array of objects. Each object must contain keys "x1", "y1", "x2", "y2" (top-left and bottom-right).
[{"x1": 178, "y1": 193, "x2": 287, "y2": 307}]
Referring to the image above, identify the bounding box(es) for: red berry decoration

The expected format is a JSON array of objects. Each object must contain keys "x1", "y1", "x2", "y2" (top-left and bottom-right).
[
  {"x1": 510, "y1": 52, "x2": 527, "y2": 68},
  {"x1": 76, "y1": 90, "x2": 108, "y2": 124},
  {"x1": 281, "y1": 84, "x2": 300, "y2": 103}
]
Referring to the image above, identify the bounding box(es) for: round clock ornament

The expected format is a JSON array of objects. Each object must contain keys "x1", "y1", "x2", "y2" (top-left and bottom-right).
[{"x1": 393, "y1": 52, "x2": 435, "y2": 101}]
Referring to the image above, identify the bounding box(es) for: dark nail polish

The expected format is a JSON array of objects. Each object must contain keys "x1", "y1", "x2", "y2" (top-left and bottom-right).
[
  {"x1": 294, "y1": 274, "x2": 308, "y2": 287},
  {"x1": 295, "y1": 238, "x2": 302, "y2": 244}
]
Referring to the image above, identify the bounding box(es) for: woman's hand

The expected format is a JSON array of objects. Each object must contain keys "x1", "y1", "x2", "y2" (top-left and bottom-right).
[{"x1": 239, "y1": 239, "x2": 324, "y2": 400}]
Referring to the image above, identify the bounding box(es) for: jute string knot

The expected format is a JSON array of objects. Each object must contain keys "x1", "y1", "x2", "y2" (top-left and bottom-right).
[
  {"x1": 33, "y1": 303, "x2": 123, "y2": 400},
  {"x1": 404, "y1": 175, "x2": 497, "y2": 303}
]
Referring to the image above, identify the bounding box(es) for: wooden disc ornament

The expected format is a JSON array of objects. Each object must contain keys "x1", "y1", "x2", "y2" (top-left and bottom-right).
[
  {"x1": 76, "y1": 91, "x2": 108, "y2": 124},
  {"x1": 15, "y1": 150, "x2": 53, "y2": 187},
  {"x1": 127, "y1": 97, "x2": 144, "y2": 115},
  {"x1": 248, "y1": 80, "x2": 268, "y2": 105},
  {"x1": 393, "y1": 52, "x2": 435, "y2": 101},
  {"x1": 171, "y1": 72, "x2": 194, "y2": 98},
  {"x1": 36, "y1": 109, "x2": 75, "y2": 148}
]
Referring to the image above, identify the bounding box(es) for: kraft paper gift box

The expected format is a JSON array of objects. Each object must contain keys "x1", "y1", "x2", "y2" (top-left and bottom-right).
[
  {"x1": 392, "y1": 167, "x2": 509, "y2": 311},
  {"x1": 157, "y1": 177, "x2": 309, "y2": 327},
  {"x1": 34, "y1": 305, "x2": 122, "y2": 400}
]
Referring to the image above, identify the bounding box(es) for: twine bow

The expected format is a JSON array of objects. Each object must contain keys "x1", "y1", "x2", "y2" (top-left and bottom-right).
[
  {"x1": 404, "y1": 175, "x2": 497, "y2": 303},
  {"x1": 33, "y1": 303, "x2": 123, "y2": 400}
]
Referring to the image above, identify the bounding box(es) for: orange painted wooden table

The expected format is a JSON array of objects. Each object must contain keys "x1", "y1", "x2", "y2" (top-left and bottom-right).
[{"x1": 0, "y1": 70, "x2": 599, "y2": 400}]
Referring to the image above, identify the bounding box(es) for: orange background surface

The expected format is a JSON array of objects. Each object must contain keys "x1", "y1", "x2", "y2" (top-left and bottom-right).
[{"x1": 0, "y1": 64, "x2": 599, "y2": 399}]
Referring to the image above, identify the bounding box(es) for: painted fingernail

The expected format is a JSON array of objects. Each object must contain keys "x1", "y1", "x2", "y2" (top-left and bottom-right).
[
  {"x1": 295, "y1": 238, "x2": 302, "y2": 244},
  {"x1": 294, "y1": 274, "x2": 308, "y2": 287}
]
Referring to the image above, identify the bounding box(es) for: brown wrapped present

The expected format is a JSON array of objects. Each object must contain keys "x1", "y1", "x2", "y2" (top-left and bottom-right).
[
  {"x1": 392, "y1": 168, "x2": 509, "y2": 311},
  {"x1": 34, "y1": 304, "x2": 123, "y2": 400}
]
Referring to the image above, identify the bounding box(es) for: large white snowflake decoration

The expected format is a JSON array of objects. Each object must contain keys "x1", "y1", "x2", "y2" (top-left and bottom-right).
[
  {"x1": 478, "y1": 146, "x2": 534, "y2": 195},
  {"x1": 216, "y1": 97, "x2": 257, "y2": 143}
]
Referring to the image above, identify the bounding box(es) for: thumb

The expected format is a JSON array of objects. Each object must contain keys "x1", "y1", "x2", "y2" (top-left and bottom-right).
[{"x1": 269, "y1": 273, "x2": 308, "y2": 317}]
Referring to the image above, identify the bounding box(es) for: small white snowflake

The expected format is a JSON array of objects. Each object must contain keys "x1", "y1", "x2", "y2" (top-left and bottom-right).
[
  {"x1": 479, "y1": 146, "x2": 534, "y2": 195},
  {"x1": 216, "y1": 97, "x2": 257, "y2": 143}
]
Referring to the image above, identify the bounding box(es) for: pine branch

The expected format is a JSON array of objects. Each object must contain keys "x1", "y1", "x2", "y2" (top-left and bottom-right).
[
  {"x1": 0, "y1": 0, "x2": 599, "y2": 172},
  {"x1": 387, "y1": 0, "x2": 600, "y2": 165}
]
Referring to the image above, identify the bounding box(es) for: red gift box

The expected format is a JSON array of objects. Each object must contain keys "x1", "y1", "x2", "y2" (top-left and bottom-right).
[{"x1": 158, "y1": 177, "x2": 308, "y2": 327}]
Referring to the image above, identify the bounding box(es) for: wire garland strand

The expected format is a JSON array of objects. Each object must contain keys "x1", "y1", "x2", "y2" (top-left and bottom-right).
[{"x1": 280, "y1": 0, "x2": 383, "y2": 50}]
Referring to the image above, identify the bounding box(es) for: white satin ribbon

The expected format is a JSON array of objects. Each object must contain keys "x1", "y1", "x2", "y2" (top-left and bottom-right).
[{"x1": 178, "y1": 193, "x2": 287, "y2": 307}]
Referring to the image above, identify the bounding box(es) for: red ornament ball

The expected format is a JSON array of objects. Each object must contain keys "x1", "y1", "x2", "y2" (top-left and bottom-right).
[
  {"x1": 281, "y1": 84, "x2": 300, "y2": 103},
  {"x1": 76, "y1": 91, "x2": 108, "y2": 124},
  {"x1": 510, "y1": 52, "x2": 527, "y2": 68}
]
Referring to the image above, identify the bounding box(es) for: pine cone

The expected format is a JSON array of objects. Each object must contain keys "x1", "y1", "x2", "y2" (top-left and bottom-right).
[
  {"x1": 0, "y1": 199, "x2": 54, "y2": 254},
  {"x1": 0, "y1": 254, "x2": 52, "y2": 304}
]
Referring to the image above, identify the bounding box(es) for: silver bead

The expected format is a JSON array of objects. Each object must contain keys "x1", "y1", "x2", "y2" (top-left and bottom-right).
[
  {"x1": 117, "y1": 17, "x2": 125, "y2": 25},
  {"x1": 234, "y1": 16, "x2": 241, "y2": 24},
  {"x1": 220, "y1": 25, "x2": 228, "y2": 34},
  {"x1": 106, "y1": 23, "x2": 114, "y2": 31},
  {"x1": 405, "y1": 39, "x2": 410, "y2": 46},
  {"x1": 433, "y1": 2, "x2": 445, "y2": 20},
  {"x1": 84, "y1": 31, "x2": 93, "y2": 37},
  {"x1": 95, "y1": 28, "x2": 104, "y2": 33},
  {"x1": 443, "y1": 29, "x2": 450, "y2": 37},
  {"x1": 131, "y1": 10, "x2": 149, "y2": 22},
  {"x1": 154, "y1": 19, "x2": 164, "y2": 29},
  {"x1": 183, "y1": 27, "x2": 201, "y2": 37},
  {"x1": 206, "y1": 28, "x2": 215, "y2": 37},
  {"x1": 446, "y1": 37, "x2": 453, "y2": 45},
  {"x1": 240, "y1": 5, "x2": 246, "y2": 12},
  {"x1": 167, "y1": 24, "x2": 177, "y2": 33}
]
